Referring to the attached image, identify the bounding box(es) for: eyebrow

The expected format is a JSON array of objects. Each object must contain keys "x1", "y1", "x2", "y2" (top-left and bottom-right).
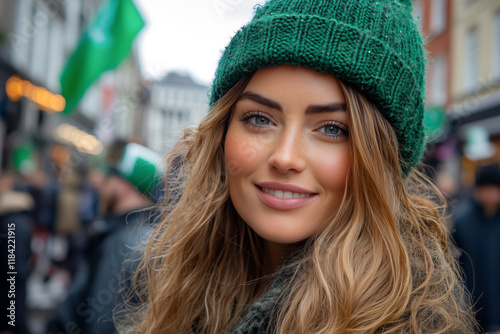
[{"x1": 238, "y1": 91, "x2": 346, "y2": 114}]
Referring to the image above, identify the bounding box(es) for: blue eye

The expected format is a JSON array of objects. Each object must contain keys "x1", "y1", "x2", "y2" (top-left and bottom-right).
[
  {"x1": 317, "y1": 122, "x2": 349, "y2": 140},
  {"x1": 322, "y1": 124, "x2": 341, "y2": 135},
  {"x1": 239, "y1": 111, "x2": 273, "y2": 129},
  {"x1": 254, "y1": 116, "x2": 271, "y2": 125}
]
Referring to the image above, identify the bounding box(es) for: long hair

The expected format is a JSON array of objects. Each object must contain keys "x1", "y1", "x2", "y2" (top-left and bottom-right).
[
  {"x1": 121, "y1": 76, "x2": 476, "y2": 333},
  {"x1": 272, "y1": 82, "x2": 476, "y2": 333}
]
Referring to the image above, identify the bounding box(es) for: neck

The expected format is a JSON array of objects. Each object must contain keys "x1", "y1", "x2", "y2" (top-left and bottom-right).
[
  {"x1": 263, "y1": 241, "x2": 287, "y2": 275},
  {"x1": 252, "y1": 241, "x2": 302, "y2": 303}
]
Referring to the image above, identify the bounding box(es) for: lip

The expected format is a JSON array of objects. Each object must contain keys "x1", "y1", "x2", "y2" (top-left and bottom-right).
[
  {"x1": 255, "y1": 182, "x2": 317, "y2": 210},
  {"x1": 256, "y1": 182, "x2": 314, "y2": 194}
]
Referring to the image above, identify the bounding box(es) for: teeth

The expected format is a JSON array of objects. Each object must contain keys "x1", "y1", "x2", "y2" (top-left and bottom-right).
[{"x1": 261, "y1": 188, "x2": 313, "y2": 199}]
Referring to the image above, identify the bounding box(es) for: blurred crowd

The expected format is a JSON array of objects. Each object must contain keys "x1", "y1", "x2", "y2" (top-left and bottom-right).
[{"x1": 0, "y1": 139, "x2": 161, "y2": 334}]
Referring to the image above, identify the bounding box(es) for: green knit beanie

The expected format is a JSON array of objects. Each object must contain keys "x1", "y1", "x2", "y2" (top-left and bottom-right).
[{"x1": 210, "y1": 0, "x2": 427, "y2": 175}]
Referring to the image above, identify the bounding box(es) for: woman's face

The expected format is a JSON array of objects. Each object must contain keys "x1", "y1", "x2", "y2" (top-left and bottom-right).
[{"x1": 225, "y1": 65, "x2": 351, "y2": 246}]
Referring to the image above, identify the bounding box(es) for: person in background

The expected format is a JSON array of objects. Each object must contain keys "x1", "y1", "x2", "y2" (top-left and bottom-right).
[
  {"x1": 50, "y1": 168, "x2": 82, "y2": 280},
  {"x1": 46, "y1": 140, "x2": 161, "y2": 334},
  {"x1": 453, "y1": 163, "x2": 500, "y2": 333}
]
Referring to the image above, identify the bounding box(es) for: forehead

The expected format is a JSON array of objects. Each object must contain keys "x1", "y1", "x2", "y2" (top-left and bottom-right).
[{"x1": 242, "y1": 65, "x2": 345, "y2": 105}]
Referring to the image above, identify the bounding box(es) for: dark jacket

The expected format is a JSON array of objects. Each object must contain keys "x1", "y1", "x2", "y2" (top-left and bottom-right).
[
  {"x1": 453, "y1": 198, "x2": 500, "y2": 332},
  {"x1": 47, "y1": 209, "x2": 157, "y2": 334}
]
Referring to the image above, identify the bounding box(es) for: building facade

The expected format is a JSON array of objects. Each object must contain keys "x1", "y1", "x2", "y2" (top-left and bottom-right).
[
  {"x1": 411, "y1": 0, "x2": 455, "y2": 181},
  {"x1": 0, "y1": 0, "x2": 145, "y2": 175},
  {"x1": 412, "y1": 0, "x2": 500, "y2": 186},
  {"x1": 146, "y1": 71, "x2": 208, "y2": 154},
  {"x1": 450, "y1": 0, "x2": 500, "y2": 185},
  {"x1": 416, "y1": 0, "x2": 452, "y2": 110}
]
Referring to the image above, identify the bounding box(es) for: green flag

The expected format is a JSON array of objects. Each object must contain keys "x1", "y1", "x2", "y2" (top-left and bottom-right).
[{"x1": 60, "y1": 0, "x2": 145, "y2": 114}]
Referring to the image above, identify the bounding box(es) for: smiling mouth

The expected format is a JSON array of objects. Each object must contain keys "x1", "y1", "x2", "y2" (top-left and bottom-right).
[{"x1": 260, "y1": 187, "x2": 314, "y2": 199}]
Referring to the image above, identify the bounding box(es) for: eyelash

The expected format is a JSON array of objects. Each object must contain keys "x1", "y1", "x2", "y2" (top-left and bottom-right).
[
  {"x1": 239, "y1": 111, "x2": 274, "y2": 129},
  {"x1": 239, "y1": 111, "x2": 349, "y2": 140},
  {"x1": 316, "y1": 121, "x2": 349, "y2": 140}
]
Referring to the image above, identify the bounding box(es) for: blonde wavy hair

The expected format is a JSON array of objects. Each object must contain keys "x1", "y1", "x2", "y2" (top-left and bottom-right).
[{"x1": 119, "y1": 74, "x2": 476, "y2": 333}]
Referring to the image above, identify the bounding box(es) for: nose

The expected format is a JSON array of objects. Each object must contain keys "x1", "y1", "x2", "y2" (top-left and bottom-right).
[{"x1": 268, "y1": 127, "x2": 306, "y2": 174}]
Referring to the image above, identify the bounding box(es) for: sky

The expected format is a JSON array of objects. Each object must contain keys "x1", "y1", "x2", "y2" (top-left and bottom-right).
[{"x1": 134, "y1": 0, "x2": 265, "y2": 86}]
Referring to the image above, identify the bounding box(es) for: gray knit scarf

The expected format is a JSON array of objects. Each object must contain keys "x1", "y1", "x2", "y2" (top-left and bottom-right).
[{"x1": 229, "y1": 254, "x2": 300, "y2": 334}]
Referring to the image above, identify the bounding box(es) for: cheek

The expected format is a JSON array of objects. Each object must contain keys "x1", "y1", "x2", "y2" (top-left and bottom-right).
[
  {"x1": 310, "y1": 145, "x2": 350, "y2": 196},
  {"x1": 224, "y1": 125, "x2": 264, "y2": 177},
  {"x1": 225, "y1": 125, "x2": 260, "y2": 221}
]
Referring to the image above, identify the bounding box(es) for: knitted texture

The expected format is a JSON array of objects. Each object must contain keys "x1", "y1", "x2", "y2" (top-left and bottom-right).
[
  {"x1": 210, "y1": 0, "x2": 426, "y2": 175},
  {"x1": 229, "y1": 253, "x2": 299, "y2": 334},
  {"x1": 228, "y1": 273, "x2": 286, "y2": 334}
]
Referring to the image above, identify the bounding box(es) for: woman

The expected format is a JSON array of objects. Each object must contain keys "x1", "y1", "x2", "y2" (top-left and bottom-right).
[{"x1": 122, "y1": 0, "x2": 476, "y2": 333}]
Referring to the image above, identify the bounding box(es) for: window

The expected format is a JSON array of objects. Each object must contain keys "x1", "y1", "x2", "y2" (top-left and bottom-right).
[
  {"x1": 432, "y1": 55, "x2": 447, "y2": 106},
  {"x1": 493, "y1": 9, "x2": 500, "y2": 80},
  {"x1": 430, "y1": 0, "x2": 446, "y2": 36},
  {"x1": 464, "y1": 27, "x2": 478, "y2": 93},
  {"x1": 162, "y1": 109, "x2": 169, "y2": 134}
]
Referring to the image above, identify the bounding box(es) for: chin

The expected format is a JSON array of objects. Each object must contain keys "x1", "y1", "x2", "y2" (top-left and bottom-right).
[{"x1": 252, "y1": 227, "x2": 314, "y2": 246}]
